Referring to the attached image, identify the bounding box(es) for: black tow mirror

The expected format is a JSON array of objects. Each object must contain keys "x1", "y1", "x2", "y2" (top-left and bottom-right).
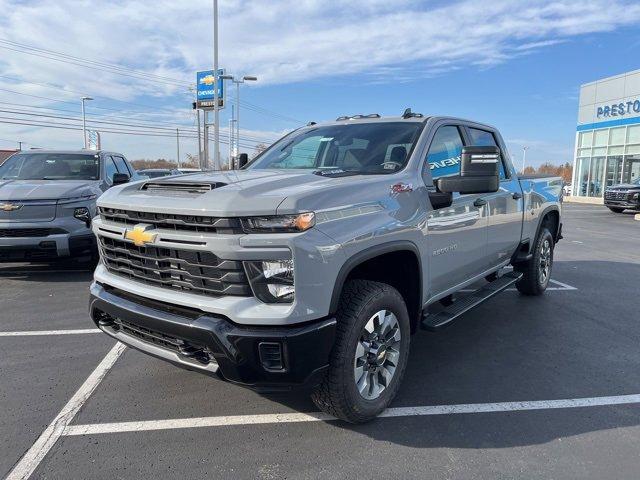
[
  {"x1": 436, "y1": 146, "x2": 500, "y2": 195},
  {"x1": 237, "y1": 153, "x2": 249, "y2": 169},
  {"x1": 112, "y1": 173, "x2": 130, "y2": 185}
]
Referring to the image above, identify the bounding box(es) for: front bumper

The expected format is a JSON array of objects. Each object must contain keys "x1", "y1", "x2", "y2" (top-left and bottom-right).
[
  {"x1": 89, "y1": 282, "x2": 336, "y2": 390},
  {"x1": 604, "y1": 199, "x2": 640, "y2": 210},
  {"x1": 0, "y1": 229, "x2": 96, "y2": 261}
]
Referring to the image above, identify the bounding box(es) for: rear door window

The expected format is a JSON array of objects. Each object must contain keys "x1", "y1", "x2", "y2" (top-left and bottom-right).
[{"x1": 468, "y1": 128, "x2": 507, "y2": 179}]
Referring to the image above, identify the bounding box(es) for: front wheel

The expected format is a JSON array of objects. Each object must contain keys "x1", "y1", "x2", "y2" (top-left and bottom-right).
[
  {"x1": 515, "y1": 227, "x2": 554, "y2": 296},
  {"x1": 608, "y1": 207, "x2": 625, "y2": 213},
  {"x1": 311, "y1": 280, "x2": 410, "y2": 423}
]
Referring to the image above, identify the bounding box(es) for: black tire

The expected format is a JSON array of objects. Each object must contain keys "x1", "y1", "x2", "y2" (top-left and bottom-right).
[
  {"x1": 515, "y1": 227, "x2": 554, "y2": 296},
  {"x1": 311, "y1": 280, "x2": 411, "y2": 423},
  {"x1": 608, "y1": 207, "x2": 625, "y2": 213}
]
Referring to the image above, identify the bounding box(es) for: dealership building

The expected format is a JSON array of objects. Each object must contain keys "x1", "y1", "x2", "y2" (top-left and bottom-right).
[{"x1": 572, "y1": 69, "x2": 640, "y2": 202}]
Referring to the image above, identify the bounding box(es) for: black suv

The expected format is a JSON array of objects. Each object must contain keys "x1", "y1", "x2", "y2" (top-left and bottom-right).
[{"x1": 604, "y1": 178, "x2": 640, "y2": 213}]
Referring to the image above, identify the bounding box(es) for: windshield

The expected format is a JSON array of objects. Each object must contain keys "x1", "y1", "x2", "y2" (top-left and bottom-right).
[
  {"x1": 0, "y1": 153, "x2": 100, "y2": 180},
  {"x1": 248, "y1": 122, "x2": 423, "y2": 174}
]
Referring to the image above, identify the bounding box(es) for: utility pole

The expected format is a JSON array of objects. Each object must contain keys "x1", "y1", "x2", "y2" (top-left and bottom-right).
[
  {"x1": 176, "y1": 128, "x2": 180, "y2": 168},
  {"x1": 521, "y1": 146, "x2": 529, "y2": 174},
  {"x1": 228, "y1": 116, "x2": 234, "y2": 170},
  {"x1": 81, "y1": 96, "x2": 93, "y2": 149},
  {"x1": 17, "y1": 141, "x2": 22, "y2": 151},
  {"x1": 212, "y1": 0, "x2": 220, "y2": 170}
]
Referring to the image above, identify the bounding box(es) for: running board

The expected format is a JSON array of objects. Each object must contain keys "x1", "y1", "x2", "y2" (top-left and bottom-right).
[{"x1": 421, "y1": 271, "x2": 523, "y2": 331}]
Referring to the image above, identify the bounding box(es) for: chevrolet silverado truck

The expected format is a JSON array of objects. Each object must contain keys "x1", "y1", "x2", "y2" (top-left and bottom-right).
[
  {"x1": 89, "y1": 112, "x2": 563, "y2": 423},
  {"x1": 0, "y1": 150, "x2": 141, "y2": 262}
]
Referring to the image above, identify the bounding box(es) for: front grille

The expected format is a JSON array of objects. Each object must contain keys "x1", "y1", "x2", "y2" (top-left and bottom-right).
[
  {"x1": 0, "y1": 228, "x2": 65, "y2": 238},
  {"x1": 605, "y1": 190, "x2": 628, "y2": 200},
  {"x1": 98, "y1": 235, "x2": 251, "y2": 297},
  {"x1": 99, "y1": 207, "x2": 243, "y2": 234}
]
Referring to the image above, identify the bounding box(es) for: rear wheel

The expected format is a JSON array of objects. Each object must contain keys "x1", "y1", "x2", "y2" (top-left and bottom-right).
[
  {"x1": 311, "y1": 280, "x2": 410, "y2": 423},
  {"x1": 608, "y1": 207, "x2": 625, "y2": 213},
  {"x1": 515, "y1": 227, "x2": 554, "y2": 296}
]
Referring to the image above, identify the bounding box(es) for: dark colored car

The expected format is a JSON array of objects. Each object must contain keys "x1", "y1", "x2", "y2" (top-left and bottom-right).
[
  {"x1": 604, "y1": 178, "x2": 640, "y2": 213},
  {"x1": 137, "y1": 168, "x2": 181, "y2": 179}
]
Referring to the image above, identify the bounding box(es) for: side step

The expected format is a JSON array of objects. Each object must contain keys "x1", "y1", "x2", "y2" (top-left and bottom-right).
[{"x1": 421, "y1": 271, "x2": 523, "y2": 331}]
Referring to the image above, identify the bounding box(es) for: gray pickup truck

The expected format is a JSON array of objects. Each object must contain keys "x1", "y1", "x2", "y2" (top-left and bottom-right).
[
  {"x1": 89, "y1": 113, "x2": 562, "y2": 423},
  {"x1": 0, "y1": 150, "x2": 140, "y2": 262}
]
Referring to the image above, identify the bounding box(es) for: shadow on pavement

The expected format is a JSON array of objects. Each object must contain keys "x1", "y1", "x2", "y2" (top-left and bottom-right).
[{"x1": 264, "y1": 260, "x2": 640, "y2": 449}]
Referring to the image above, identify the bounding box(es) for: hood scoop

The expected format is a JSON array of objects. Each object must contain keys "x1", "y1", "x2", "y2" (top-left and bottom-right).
[{"x1": 140, "y1": 181, "x2": 227, "y2": 194}]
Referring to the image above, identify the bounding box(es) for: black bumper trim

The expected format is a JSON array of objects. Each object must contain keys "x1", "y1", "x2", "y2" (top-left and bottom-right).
[{"x1": 89, "y1": 283, "x2": 336, "y2": 390}]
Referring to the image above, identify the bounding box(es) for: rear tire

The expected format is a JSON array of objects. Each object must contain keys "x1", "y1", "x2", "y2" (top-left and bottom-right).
[
  {"x1": 311, "y1": 280, "x2": 410, "y2": 423},
  {"x1": 515, "y1": 227, "x2": 554, "y2": 296},
  {"x1": 608, "y1": 207, "x2": 625, "y2": 213}
]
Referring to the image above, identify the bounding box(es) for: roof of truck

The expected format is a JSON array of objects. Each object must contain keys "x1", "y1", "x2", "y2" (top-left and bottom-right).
[{"x1": 306, "y1": 115, "x2": 498, "y2": 133}]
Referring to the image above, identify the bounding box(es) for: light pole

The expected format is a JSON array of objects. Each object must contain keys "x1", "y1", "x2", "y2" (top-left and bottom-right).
[
  {"x1": 220, "y1": 74, "x2": 258, "y2": 168},
  {"x1": 521, "y1": 146, "x2": 529, "y2": 174},
  {"x1": 81, "y1": 96, "x2": 93, "y2": 149}
]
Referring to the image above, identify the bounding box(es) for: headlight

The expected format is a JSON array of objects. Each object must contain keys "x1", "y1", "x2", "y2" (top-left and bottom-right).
[
  {"x1": 632, "y1": 192, "x2": 639, "y2": 200},
  {"x1": 73, "y1": 207, "x2": 92, "y2": 225},
  {"x1": 244, "y1": 259, "x2": 294, "y2": 303},
  {"x1": 241, "y1": 212, "x2": 315, "y2": 233}
]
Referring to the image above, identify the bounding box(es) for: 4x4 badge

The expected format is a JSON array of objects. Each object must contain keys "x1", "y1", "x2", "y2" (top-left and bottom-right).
[{"x1": 124, "y1": 224, "x2": 157, "y2": 247}]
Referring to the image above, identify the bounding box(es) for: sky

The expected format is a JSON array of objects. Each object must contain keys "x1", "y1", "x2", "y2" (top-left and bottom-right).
[{"x1": 0, "y1": 0, "x2": 640, "y2": 167}]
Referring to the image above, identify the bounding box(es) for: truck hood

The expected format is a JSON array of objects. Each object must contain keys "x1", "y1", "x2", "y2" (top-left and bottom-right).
[
  {"x1": 0, "y1": 179, "x2": 100, "y2": 201},
  {"x1": 98, "y1": 169, "x2": 385, "y2": 216}
]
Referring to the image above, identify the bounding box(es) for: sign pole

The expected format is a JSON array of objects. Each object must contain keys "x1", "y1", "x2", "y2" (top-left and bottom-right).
[
  {"x1": 196, "y1": 109, "x2": 202, "y2": 169},
  {"x1": 212, "y1": 0, "x2": 220, "y2": 170},
  {"x1": 203, "y1": 110, "x2": 209, "y2": 169}
]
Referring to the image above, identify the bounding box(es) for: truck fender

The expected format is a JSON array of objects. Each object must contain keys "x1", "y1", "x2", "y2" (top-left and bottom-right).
[{"x1": 329, "y1": 240, "x2": 423, "y2": 316}]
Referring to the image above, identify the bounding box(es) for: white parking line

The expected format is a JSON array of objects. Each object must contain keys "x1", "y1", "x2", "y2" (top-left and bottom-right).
[
  {"x1": 6, "y1": 342, "x2": 126, "y2": 480},
  {"x1": 63, "y1": 393, "x2": 640, "y2": 436},
  {"x1": 0, "y1": 329, "x2": 101, "y2": 337}
]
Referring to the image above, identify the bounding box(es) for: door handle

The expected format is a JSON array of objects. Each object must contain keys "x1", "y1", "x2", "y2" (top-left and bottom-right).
[
  {"x1": 473, "y1": 198, "x2": 487, "y2": 207},
  {"x1": 512, "y1": 192, "x2": 523, "y2": 200}
]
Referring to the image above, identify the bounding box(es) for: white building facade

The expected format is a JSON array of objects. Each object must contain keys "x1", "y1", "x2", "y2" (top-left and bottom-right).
[{"x1": 573, "y1": 70, "x2": 640, "y2": 202}]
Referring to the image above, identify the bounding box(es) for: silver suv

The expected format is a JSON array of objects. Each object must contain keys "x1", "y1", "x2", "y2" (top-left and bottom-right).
[
  {"x1": 0, "y1": 150, "x2": 140, "y2": 261},
  {"x1": 89, "y1": 114, "x2": 563, "y2": 422}
]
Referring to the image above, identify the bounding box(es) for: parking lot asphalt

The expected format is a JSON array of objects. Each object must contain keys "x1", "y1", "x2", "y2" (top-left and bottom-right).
[{"x1": 2, "y1": 203, "x2": 640, "y2": 479}]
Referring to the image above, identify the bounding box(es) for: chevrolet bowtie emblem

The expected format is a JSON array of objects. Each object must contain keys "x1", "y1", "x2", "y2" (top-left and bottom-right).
[
  {"x1": 124, "y1": 224, "x2": 157, "y2": 247},
  {"x1": 0, "y1": 203, "x2": 22, "y2": 212}
]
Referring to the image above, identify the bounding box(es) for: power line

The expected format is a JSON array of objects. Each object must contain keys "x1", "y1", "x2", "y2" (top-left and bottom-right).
[
  {"x1": 0, "y1": 40, "x2": 303, "y2": 123},
  {"x1": 0, "y1": 106, "x2": 279, "y2": 144}
]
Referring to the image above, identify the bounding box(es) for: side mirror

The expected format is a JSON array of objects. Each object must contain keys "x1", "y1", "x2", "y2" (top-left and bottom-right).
[
  {"x1": 112, "y1": 172, "x2": 130, "y2": 185},
  {"x1": 238, "y1": 153, "x2": 249, "y2": 169},
  {"x1": 436, "y1": 146, "x2": 500, "y2": 194}
]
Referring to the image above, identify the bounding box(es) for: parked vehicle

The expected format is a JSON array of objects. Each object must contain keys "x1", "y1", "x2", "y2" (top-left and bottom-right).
[
  {"x1": 604, "y1": 178, "x2": 640, "y2": 213},
  {"x1": 0, "y1": 150, "x2": 141, "y2": 262},
  {"x1": 89, "y1": 113, "x2": 562, "y2": 422},
  {"x1": 137, "y1": 168, "x2": 182, "y2": 179}
]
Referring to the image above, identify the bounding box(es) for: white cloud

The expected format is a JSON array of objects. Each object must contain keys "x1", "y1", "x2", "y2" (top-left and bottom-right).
[{"x1": 0, "y1": 0, "x2": 639, "y2": 158}]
